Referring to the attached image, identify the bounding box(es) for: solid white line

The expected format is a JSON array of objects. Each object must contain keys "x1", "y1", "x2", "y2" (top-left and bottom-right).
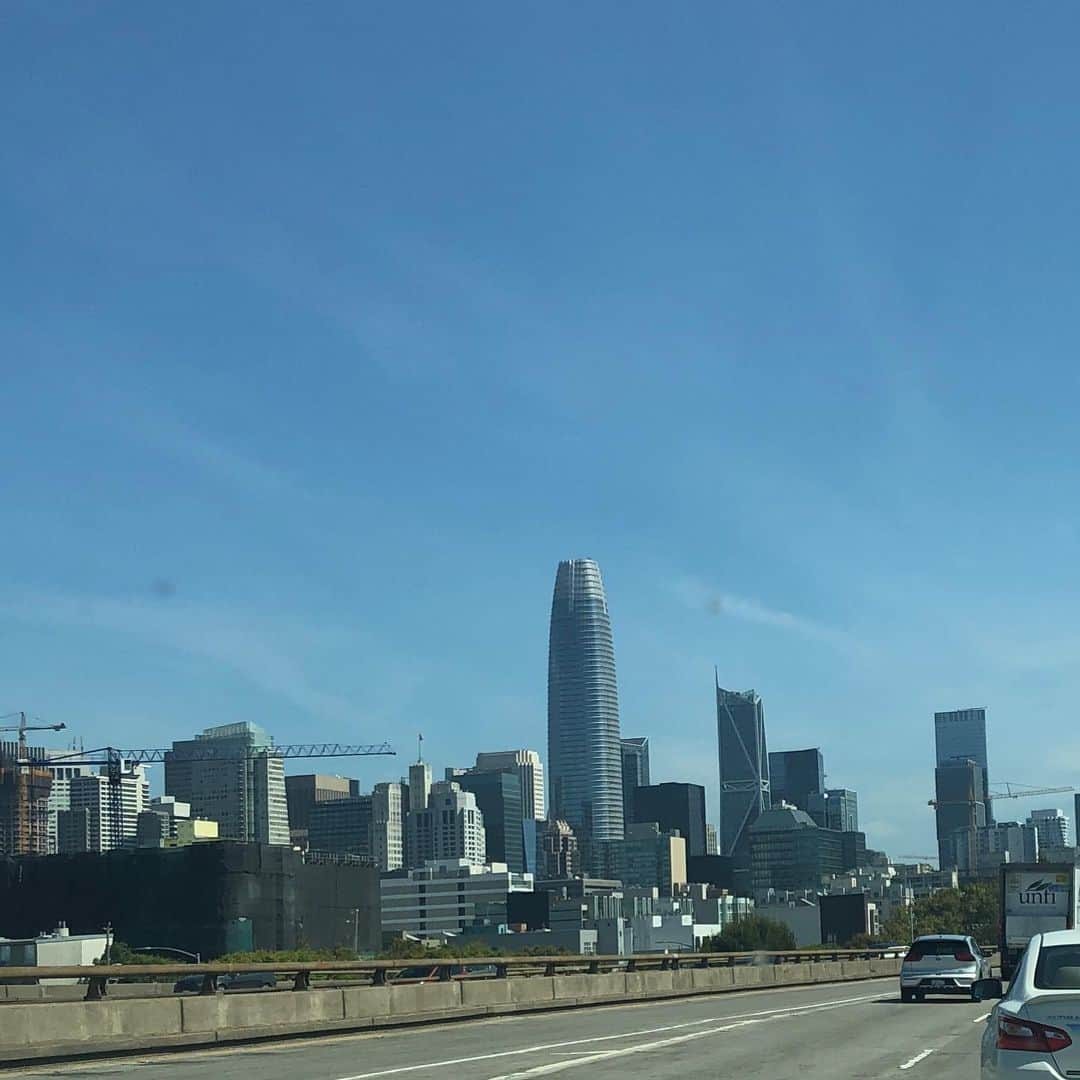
[
  {"x1": 899, "y1": 1048, "x2": 935, "y2": 1070},
  {"x1": 973, "y1": 1011, "x2": 991, "y2": 1023},
  {"x1": 485, "y1": 998, "x2": 877, "y2": 1080},
  {"x1": 485, "y1": 1019, "x2": 768, "y2": 1079},
  {"x1": 333, "y1": 991, "x2": 884, "y2": 1080}
]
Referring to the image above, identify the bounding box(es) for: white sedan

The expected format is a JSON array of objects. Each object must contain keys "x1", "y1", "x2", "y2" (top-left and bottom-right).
[{"x1": 981, "y1": 929, "x2": 1080, "y2": 1078}]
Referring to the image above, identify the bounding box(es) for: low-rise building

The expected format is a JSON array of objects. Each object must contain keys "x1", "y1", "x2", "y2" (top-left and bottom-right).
[
  {"x1": 0, "y1": 924, "x2": 108, "y2": 983},
  {"x1": 380, "y1": 860, "x2": 532, "y2": 936},
  {"x1": 755, "y1": 898, "x2": 822, "y2": 946},
  {"x1": 136, "y1": 796, "x2": 219, "y2": 848}
]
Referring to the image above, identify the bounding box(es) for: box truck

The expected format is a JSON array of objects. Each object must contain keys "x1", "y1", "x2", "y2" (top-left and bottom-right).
[{"x1": 1000, "y1": 863, "x2": 1080, "y2": 980}]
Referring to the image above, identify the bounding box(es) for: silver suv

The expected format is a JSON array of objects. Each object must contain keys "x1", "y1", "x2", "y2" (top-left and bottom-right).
[{"x1": 900, "y1": 934, "x2": 992, "y2": 1002}]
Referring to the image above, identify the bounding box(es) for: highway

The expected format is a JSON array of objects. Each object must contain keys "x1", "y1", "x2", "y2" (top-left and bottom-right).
[{"x1": 6, "y1": 978, "x2": 989, "y2": 1078}]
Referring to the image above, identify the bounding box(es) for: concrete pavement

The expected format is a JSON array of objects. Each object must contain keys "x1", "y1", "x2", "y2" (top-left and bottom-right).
[{"x1": 4, "y1": 978, "x2": 989, "y2": 1078}]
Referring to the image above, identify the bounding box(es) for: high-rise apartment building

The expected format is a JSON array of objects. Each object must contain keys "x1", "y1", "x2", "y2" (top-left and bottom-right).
[
  {"x1": 935, "y1": 708, "x2": 992, "y2": 822},
  {"x1": 456, "y1": 770, "x2": 525, "y2": 874},
  {"x1": 473, "y1": 751, "x2": 545, "y2": 821},
  {"x1": 547, "y1": 559, "x2": 624, "y2": 848},
  {"x1": 631, "y1": 782, "x2": 707, "y2": 857},
  {"x1": 620, "y1": 738, "x2": 650, "y2": 829},
  {"x1": 371, "y1": 782, "x2": 404, "y2": 872},
  {"x1": 59, "y1": 767, "x2": 150, "y2": 852},
  {"x1": 716, "y1": 683, "x2": 770, "y2": 857},
  {"x1": 1028, "y1": 809, "x2": 1071, "y2": 850},
  {"x1": 45, "y1": 754, "x2": 95, "y2": 854},
  {"x1": 164, "y1": 723, "x2": 289, "y2": 845},
  {"x1": 807, "y1": 788, "x2": 859, "y2": 833},
  {"x1": 768, "y1": 749, "x2": 824, "y2": 811},
  {"x1": 405, "y1": 781, "x2": 486, "y2": 868}
]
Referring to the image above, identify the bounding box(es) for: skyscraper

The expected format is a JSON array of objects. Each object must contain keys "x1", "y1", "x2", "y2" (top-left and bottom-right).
[
  {"x1": 457, "y1": 770, "x2": 525, "y2": 873},
  {"x1": 473, "y1": 750, "x2": 545, "y2": 821},
  {"x1": 547, "y1": 558, "x2": 624, "y2": 846},
  {"x1": 631, "y1": 782, "x2": 707, "y2": 857},
  {"x1": 408, "y1": 761, "x2": 432, "y2": 813},
  {"x1": 768, "y1": 748, "x2": 824, "y2": 811},
  {"x1": 716, "y1": 682, "x2": 770, "y2": 857},
  {"x1": 934, "y1": 759, "x2": 987, "y2": 868},
  {"x1": 620, "y1": 737, "x2": 650, "y2": 829},
  {"x1": 807, "y1": 788, "x2": 859, "y2": 832},
  {"x1": 371, "y1": 781, "x2": 405, "y2": 872},
  {"x1": 405, "y1": 781, "x2": 486, "y2": 868},
  {"x1": 164, "y1": 722, "x2": 290, "y2": 845},
  {"x1": 935, "y1": 708, "x2": 992, "y2": 822}
]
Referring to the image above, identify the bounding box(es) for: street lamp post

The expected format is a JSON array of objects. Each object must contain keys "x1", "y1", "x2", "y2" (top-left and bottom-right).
[{"x1": 132, "y1": 946, "x2": 201, "y2": 963}]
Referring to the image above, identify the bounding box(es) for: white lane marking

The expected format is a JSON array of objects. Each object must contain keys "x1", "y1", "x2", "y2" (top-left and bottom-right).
[
  {"x1": 973, "y1": 1011, "x2": 991, "y2": 1023},
  {"x1": 899, "y1": 1048, "x2": 935, "y2": 1070},
  {"x1": 486, "y1": 1020, "x2": 768, "y2": 1078},
  {"x1": 485, "y1": 998, "x2": 873, "y2": 1080},
  {"x1": 334, "y1": 992, "x2": 884, "y2": 1080}
]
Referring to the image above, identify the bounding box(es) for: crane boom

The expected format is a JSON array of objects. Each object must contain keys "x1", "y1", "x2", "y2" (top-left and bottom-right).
[
  {"x1": 47, "y1": 742, "x2": 395, "y2": 765},
  {"x1": 928, "y1": 783, "x2": 1074, "y2": 809}
]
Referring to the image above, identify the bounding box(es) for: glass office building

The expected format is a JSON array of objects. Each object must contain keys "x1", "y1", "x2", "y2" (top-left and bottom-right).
[
  {"x1": 935, "y1": 708, "x2": 992, "y2": 822},
  {"x1": 716, "y1": 684, "x2": 770, "y2": 857},
  {"x1": 768, "y1": 748, "x2": 824, "y2": 811},
  {"x1": 547, "y1": 559, "x2": 624, "y2": 846}
]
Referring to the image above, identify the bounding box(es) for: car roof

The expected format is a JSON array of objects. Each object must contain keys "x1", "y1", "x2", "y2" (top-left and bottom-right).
[
  {"x1": 1036, "y1": 930, "x2": 1080, "y2": 947},
  {"x1": 913, "y1": 934, "x2": 967, "y2": 941}
]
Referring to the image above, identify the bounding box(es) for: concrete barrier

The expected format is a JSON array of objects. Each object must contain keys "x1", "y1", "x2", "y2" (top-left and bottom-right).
[{"x1": 0, "y1": 957, "x2": 902, "y2": 1064}]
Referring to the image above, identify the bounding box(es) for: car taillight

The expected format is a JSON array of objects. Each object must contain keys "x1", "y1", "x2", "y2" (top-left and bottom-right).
[
  {"x1": 997, "y1": 1013, "x2": 1073, "y2": 1053},
  {"x1": 955, "y1": 949, "x2": 975, "y2": 962},
  {"x1": 905, "y1": 949, "x2": 922, "y2": 962}
]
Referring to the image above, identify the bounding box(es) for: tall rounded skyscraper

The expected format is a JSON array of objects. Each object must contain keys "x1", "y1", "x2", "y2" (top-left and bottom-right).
[{"x1": 547, "y1": 558, "x2": 625, "y2": 846}]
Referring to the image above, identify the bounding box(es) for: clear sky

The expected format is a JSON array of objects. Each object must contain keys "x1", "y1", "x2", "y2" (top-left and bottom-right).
[{"x1": 4, "y1": 3, "x2": 1080, "y2": 858}]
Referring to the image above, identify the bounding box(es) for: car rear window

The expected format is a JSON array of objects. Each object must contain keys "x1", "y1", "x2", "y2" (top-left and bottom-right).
[
  {"x1": 911, "y1": 939, "x2": 966, "y2": 955},
  {"x1": 1035, "y1": 946, "x2": 1080, "y2": 989}
]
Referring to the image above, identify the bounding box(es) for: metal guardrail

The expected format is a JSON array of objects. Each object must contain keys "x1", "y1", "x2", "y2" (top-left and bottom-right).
[{"x1": 0, "y1": 948, "x2": 901, "y2": 1002}]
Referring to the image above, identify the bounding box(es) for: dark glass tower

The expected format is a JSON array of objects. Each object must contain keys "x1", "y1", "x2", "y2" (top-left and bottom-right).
[
  {"x1": 716, "y1": 682, "x2": 770, "y2": 857},
  {"x1": 547, "y1": 559, "x2": 624, "y2": 845},
  {"x1": 934, "y1": 708, "x2": 992, "y2": 823}
]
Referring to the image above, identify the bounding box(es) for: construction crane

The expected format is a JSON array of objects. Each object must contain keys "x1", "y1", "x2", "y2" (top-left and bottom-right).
[
  {"x1": 928, "y1": 783, "x2": 1074, "y2": 809},
  {"x1": 45, "y1": 740, "x2": 396, "y2": 850},
  {"x1": 0, "y1": 712, "x2": 67, "y2": 747},
  {"x1": 0, "y1": 713, "x2": 67, "y2": 856}
]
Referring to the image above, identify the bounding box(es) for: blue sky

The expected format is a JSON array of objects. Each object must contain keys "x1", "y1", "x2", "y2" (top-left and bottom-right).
[{"x1": 4, "y1": 3, "x2": 1080, "y2": 857}]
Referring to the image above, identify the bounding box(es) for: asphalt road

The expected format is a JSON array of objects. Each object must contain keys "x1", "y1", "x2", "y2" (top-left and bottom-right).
[{"x1": 6, "y1": 978, "x2": 990, "y2": 1079}]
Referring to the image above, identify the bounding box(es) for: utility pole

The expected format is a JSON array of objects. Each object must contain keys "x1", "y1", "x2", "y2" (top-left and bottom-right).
[{"x1": 352, "y1": 908, "x2": 360, "y2": 953}]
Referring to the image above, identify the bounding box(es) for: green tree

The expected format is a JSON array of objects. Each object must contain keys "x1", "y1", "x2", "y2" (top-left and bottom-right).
[
  {"x1": 702, "y1": 915, "x2": 797, "y2": 952},
  {"x1": 880, "y1": 883, "x2": 999, "y2": 945},
  {"x1": 94, "y1": 941, "x2": 175, "y2": 966}
]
